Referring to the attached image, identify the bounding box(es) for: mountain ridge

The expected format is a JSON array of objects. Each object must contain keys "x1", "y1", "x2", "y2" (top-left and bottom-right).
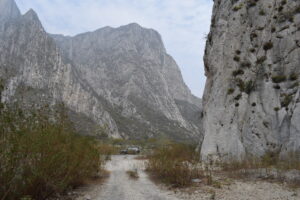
[{"x1": 0, "y1": 0, "x2": 203, "y2": 142}]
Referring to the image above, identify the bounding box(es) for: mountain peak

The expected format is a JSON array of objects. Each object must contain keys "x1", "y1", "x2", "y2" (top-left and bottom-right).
[
  {"x1": 23, "y1": 8, "x2": 43, "y2": 24},
  {"x1": 0, "y1": 0, "x2": 21, "y2": 21},
  {"x1": 24, "y1": 8, "x2": 38, "y2": 19},
  {"x1": 126, "y1": 23, "x2": 142, "y2": 28}
]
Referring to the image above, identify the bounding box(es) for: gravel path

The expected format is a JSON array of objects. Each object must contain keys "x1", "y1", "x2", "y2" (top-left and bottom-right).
[
  {"x1": 76, "y1": 155, "x2": 179, "y2": 200},
  {"x1": 75, "y1": 155, "x2": 300, "y2": 200}
]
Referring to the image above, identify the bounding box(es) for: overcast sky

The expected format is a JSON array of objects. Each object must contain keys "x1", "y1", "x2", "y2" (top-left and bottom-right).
[{"x1": 15, "y1": 0, "x2": 213, "y2": 98}]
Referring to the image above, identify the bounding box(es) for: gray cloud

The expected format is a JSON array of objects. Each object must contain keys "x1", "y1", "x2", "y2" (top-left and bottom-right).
[{"x1": 16, "y1": 0, "x2": 213, "y2": 97}]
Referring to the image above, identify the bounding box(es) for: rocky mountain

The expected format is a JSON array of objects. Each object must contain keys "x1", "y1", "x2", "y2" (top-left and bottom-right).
[
  {"x1": 201, "y1": 0, "x2": 300, "y2": 159},
  {"x1": 0, "y1": 0, "x2": 202, "y2": 142}
]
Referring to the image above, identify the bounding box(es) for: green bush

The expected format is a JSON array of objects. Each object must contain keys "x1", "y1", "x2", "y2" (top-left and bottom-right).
[
  {"x1": 0, "y1": 107, "x2": 103, "y2": 200},
  {"x1": 272, "y1": 75, "x2": 287, "y2": 83}
]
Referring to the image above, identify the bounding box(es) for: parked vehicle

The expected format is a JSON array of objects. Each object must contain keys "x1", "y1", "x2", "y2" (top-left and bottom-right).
[
  {"x1": 120, "y1": 149, "x2": 128, "y2": 154},
  {"x1": 120, "y1": 147, "x2": 140, "y2": 155}
]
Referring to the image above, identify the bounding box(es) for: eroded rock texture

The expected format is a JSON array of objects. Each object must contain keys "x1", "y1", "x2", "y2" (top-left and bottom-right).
[
  {"x1": 202, "y1": 0, "x2": 300, "y2": 159},
  {"x1": 0, "y1": 0, "x2": 202, "y2": 142}
]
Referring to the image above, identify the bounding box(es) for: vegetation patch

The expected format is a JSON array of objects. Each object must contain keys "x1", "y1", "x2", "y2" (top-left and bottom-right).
[
  {"x1": 126, "y1": 169, "x2": 139, "y2": 179},
  {"x1": 273, "y1": 85, "x2": 281, "y2": 90},
  {"x1": 240, "y1": 61, "x2": 251, "y2": 68},
  {"x1": 146, "y1": 143, "x2": 202, "y2": 187},
  {"x1": 289, "y1": 72, "x2": 298, "y2": 81},
  {"x1": 0, "y1": 106, "x2": 104, "y2": 200},
  {"x1": 233, "y1": 3, "x2": 244, "y2": 12},
  {"x1": 250, "y1": 32, "x2": 258, "y2": 41},
  {"x1": 233, "y1": 56, "x2": 241, "y2": 62},
  {"x1": 249, "y1": 48, "x2": 256, "y2": 53},
  {"x1": 247, "y1": 0, "x2": 258, "y2": 8},
  {"x1": 235, "y1": 50, "x2": 241, "y2": 55},
  {"x1": 259, "y1": 9, "x2": 266, "y2": 16},
  {"x1": 263, "y1": 41, "x2": 274, "y2": 51},
  {"x1": 234, "y1": 78, "x2": 255, "y2": 94},
  {"x1": 244, "y1": 80, "x2": 255, "y2": 94},
  {"x1": 274, "y1": 107, "x2": 280, "y2": 112},
  {"x1": 218, "y1": 152, "x2": 300, "y2": 186},
  {"x1": 227, "y1": 88, "x2": 235, "y2": 95},
  {"x1": 234, "y1": 94, "x2": 242, "y2": 101},
  {"x1": 281, "y1": 94, "x2": 293, "y2": 107},
  {"x1": 272, "y1": 75, "x2": 287, "y2": 83},
  {"x1": 256, "y1": 56, "x2": 267, "y2": 64},
  {"x1": 232, "y1": 69, "x2": 244, "y2": 77}
]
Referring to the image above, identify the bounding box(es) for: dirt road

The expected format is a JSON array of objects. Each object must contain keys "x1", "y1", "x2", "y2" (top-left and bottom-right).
[
  {"x1": 74, "y1": 155, "x2": 300, "y2": 200},
  {"x1": 76, "y1": 155, "x2": 179, "y2": 200}
]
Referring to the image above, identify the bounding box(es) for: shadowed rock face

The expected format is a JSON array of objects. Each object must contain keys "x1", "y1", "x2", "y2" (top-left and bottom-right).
[
  {"x1": 0, "y1": 0, "x2": 202, "y2": 142},
  {"x1": 202, "y1": 0, "x2": 300, "y2": 159}
]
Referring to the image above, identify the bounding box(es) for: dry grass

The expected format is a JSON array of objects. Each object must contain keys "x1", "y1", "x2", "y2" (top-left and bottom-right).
[
  {"x1": 146, "y1": 143, "x2": 203, "y2": 187},
  {"x1": 216, "y1": 152, "x2": 300, "y2": 187},
  {"x1": 135, "y1": 155, "x2": 149, "y2": 160},
  {"x1": 0, "y1": 106, "x2": 105, "y2": 200},
  {"x1": 126, "y1": 169, "x2": 139, "y2": 179}
]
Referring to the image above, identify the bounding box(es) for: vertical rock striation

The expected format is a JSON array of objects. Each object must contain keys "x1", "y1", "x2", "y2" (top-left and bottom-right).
[
  {"x1": 202, "y1": 0, "x2": 300, "y2": 159},
  {"x1": 51, "y1": 23, "x2": 202, "y2": 141},
  {"x1": 0, "y1": 0, "x2": 202, "y2": 142}
]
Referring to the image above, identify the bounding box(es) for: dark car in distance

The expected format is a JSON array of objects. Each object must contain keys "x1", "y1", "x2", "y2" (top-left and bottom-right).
[{"x1": 120, "y1": 147, "x2": 140, "y2": 155}]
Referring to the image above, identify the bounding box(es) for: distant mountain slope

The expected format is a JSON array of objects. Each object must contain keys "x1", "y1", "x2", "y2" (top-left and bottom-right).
[
  {"x1": 0, "y1": 1, "x2": 119, "y2": 138},
  {"x1": 51, "y1": 24, "x2": 202, "y2": 140},
  {"x1": 0, "y1": 0, "x2": 202, "y2": 142}
]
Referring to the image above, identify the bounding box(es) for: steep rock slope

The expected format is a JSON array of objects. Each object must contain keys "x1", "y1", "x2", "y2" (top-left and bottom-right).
[
  {"x1": 51, "y1": 24, "x2": 202, "y2": 141},
  {"x1": 202, "y1": 0, "x2": 300, "y2": 159},
  {"x1": 0, "y1": 0, "x2": 202, "y2": 141},
  {"x1": 0, "y1": 0, "x2": 119, "y2": 137}
]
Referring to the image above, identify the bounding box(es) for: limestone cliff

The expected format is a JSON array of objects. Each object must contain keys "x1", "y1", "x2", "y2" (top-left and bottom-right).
[
  {"x1": 202, "y1": 0, "x2": 300, "y2": 159},
  {"x1": 51, "y1": 23, "x2": 202, "y2": 141},
  {"x1": 0, "y1": 0, "x2": 202, "y2": 142}
]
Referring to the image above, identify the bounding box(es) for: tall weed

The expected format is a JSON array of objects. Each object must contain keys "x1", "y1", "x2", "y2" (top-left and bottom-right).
[
  {"x1": 0, "y1": 105, "x2": 103, "y2": 200},
  {"x1": 146, "y1": 143, "x2": 202, "y2": 187}
]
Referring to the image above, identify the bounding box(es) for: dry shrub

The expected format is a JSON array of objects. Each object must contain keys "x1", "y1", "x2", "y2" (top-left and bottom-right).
[
  {"x1": 98, "y1": 143, "x2": 119, "y2": 161},
  {"x1": 146, "y1": 143, "x2": 203, "y2": 187},
  {"x1": 126, "y1": 169, "x2": 139, "y2": 179},
  {"x1": 218, "y1": 152, "x2": 300, "y2": 186},
  {"x1": 0, "y1": 107, "x2": 103, "y2": 200}
]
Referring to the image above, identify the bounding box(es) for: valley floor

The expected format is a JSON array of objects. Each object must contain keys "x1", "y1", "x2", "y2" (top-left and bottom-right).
[{"x1": 71, "y1": 155, "x2": 300, "y2": 200}]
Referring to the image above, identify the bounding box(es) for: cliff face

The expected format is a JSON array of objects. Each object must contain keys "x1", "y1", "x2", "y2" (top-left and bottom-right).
[
  {"x1": 51, "y1": 23, "x2": 202, "y2": 141},
  {"x1": 0, "y1": 3, "x2": 120, "y2": 137},
  {"x1": 201, "y1": 0, "x2": 300, "y2": 159},
  {"x1": 0, "y1": 0, "x2": 202, "y2": 142}
]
